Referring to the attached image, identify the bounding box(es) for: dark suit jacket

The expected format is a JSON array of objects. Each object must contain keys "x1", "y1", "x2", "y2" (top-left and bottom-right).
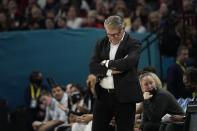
[
  {"x1": 89, "y1": 33, "x2": 143, "y2": 103},
  {"x1": 167, "y1": 63, "x2": 192, "y2": 99}
]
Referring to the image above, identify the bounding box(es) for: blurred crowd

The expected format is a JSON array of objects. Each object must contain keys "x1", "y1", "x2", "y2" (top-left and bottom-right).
[
  {"x1": 14, "y1": 50, "x2": 197, "y2": 131},
  {"x1": 0, "y1": 0, "x2": 196, "y2": 33},
  {"x1": 1, "y1": 1, "x2": 197, "y2": 130}
]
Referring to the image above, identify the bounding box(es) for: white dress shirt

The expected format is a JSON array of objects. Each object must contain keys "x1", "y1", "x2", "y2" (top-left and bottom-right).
[{"x1": 100, "y1": 32, "x2": 125, "y2": 89}]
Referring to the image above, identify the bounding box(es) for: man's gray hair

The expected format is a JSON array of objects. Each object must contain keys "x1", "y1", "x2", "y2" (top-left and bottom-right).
[{"x1": 104, "y1": 15, "x2": 124, "y2": 29}]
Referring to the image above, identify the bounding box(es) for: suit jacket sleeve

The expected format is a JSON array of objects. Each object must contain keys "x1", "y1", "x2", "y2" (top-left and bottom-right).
[
  {"x1": 89, "y1": 39, "x2": 108, "y2": 77},
  {"x1": 108, "y1": 39, "x2": 141, "y2": 71}
]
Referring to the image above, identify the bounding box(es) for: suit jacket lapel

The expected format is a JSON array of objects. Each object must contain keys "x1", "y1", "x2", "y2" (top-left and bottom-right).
[
  {"x1": 104, "y1": 37, "x2": 110, "y2": 60},
  {"x1": 115, "y1": 33, "x2": 128, "y2": 60}
]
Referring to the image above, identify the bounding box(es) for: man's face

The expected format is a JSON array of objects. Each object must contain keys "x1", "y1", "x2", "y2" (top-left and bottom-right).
[
  {"x1": 178, "y1": 49, "x2": 189, "y2": 63},
  {"x1": 52, "y1": 86, "x2": 64, "y2": 101},
  {"x1": 104, "y1": 24, "x2": 124, "y2": 44},
  {"x1": 32, "y1": 73, "x2": 43, "y2": 85}
]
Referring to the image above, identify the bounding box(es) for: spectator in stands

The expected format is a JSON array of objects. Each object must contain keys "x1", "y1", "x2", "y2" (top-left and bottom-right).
[
  {"x1": 25, "y1": 71, "x2": 48, "y2": 109},
  {"x1": 159, "y1": 3, "x2": 181, "y2": 57},
  {"x1": 7, "y1": 0, "x2": 24, "y2": 30},
  {"x1": 0, "y1": 10, "x2": 9, "y2": 31},
  {"x1": 28, "y1": 4, "x2": 45, "y2": 30},
  {"x1": 132, "y1": 3, "x2": 149, "y2": 27},
  {"x1": 159, "y1": 2, "x2": 168, "y2": 20},
  {"x1": 184, "y1": 67, "x2": 197, "y2": 100},
  {"x1": 51, "y1": 85, "x2": 69, "y2": 113},
  {"x1": 137, "y1": 0, "x2": 152, "y2": 13},
  {"x1": 32, "y1": 91, "x2": 67, "y2": 131},
  {"x1": 55, "y1": 2, "x2": 68, "y2": 19},
  {"x1": 0, "y1": 0, "x2": 9, "y2": 9},
  {"x1": 167, "y1": 45, "x2": 193, "y2": 99},
  {"x1": 176, "y1": 67, "x2": 197, "y2": 112},
  {"x1": 66, "y1": 5, "x2": 84, "y2": 29},
  {"x1": 147, "y1": 11, "x2": 161, "y2": 32},
  {"x1": 137, "y1": 72, "x2": 184, "y2": 131},
  {"x1": 113, "y1": 0, "x2": 131, "y2": 32},
  {"x1": 67, "y1": 79, "x2": 117, "y2": 131},
  {"x1": 70, "y1": 83, "x2": 95, "y2": 131},
  {"x1": 131, "y1": 17, "x2": 146, "y2": 33},
  {"x1": 45, "y1": 18, "x2": 55, "y2": 29},
  {"x1": 82, "y1": 10, "x2": 103, "y2": 28},
  {"x1": 0, "y1": 0, "x2": 195, "y2": 33},
  {"x1": 45, "y1": 9, "x2": 56, "y2": 19},
  {"x1": 182, "y1": 35, "x2": 197, "y2": 68},
  {"x1": 140, "y1": 0, "x2": 158, "y2": 11},
  {"x1": 94, "y1": 0, "x2": 109, "y2": 25},
  {"x1": 60, "y1": 84, "x2": 85, "y2": 131},
  {"x1": 182, "y1": 0, "x2": 194, "y2": 13},
  {"x1": 159, "y1": 67, "x2": 197, "y2": 131},
  {"x1": 69, "y1": 84, "x2": 85, "y2": 115},
  {"x1": 44, "y1": 0, "x2": 59, "y2": 13},
  {"x1": 20, "y1": 71, "x2": 47, "y2": 131},
  {"x1": 56, "y1": 17, "x2": 67, "y2": 29}
]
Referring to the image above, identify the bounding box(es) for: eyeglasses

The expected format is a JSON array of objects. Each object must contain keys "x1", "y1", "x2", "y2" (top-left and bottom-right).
[{"x1": 106, "y1": 29, "x2": 123, "y2": 37}]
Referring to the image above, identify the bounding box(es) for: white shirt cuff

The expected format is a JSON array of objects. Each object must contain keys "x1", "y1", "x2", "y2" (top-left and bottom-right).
[
  {"x1": 106, "y1": 69, "x2": 112, "y2": 76},
  {"x1": 105, "y1": 60, "x2": 109, "y2": 68}
]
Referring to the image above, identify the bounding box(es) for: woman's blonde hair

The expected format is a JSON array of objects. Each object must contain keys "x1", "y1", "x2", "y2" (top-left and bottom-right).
[{"x1": 139, "y1": 72, "x2": 162, "y2": 88}]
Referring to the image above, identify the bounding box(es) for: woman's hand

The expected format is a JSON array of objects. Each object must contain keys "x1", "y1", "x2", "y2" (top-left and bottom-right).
[{"x1": 143, "y1": 92, "x2": 153, "y2": 100}]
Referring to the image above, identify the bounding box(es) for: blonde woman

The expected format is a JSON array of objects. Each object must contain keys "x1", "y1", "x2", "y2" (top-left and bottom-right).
[{"x1": 137, "y1": 72, "x2": 184, "y2": 131}]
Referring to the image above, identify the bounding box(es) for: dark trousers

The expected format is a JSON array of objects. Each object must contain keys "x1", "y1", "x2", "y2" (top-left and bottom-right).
[{"x1": 92, "y1": 88, "x2": 136, "y2": 131}]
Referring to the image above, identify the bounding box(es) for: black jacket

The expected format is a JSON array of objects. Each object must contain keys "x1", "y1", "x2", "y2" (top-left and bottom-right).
[{"x1": 89, "y1": 33, "x2": 143, "y2": 103}]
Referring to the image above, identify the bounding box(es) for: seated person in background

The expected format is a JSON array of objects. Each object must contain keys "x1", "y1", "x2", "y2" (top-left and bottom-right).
[
  {"x1": 51, "y1": 85, "x2": 69, "y2": 113},
  {"x1": 137, "y1": 72, "x2": 184, "y2": 131},
  {"x1": 167, "y1": 67, "x2": 197, "y2": 123},
  {"x1": 69, "y1": 76, "x2": 115, "y2": 131},
  {"x1": 70, "y1": 80, "x2": 95, "y2": 131},
  {"x1": 62, "y1": 84, "x2": 84, "y2": 130},
  {"x1": 69, "y1": 84, "x2": 86, "y2": 114},
  {"x1": 176, "y1": 68, "x2": 197, "y2": 112},
  {"x1": 184, "y1": 67, "x2": 197, "y2": 100},
  {"x1": 24, "y1": 71, "x2": 48, "y2": 131},
  {"x1": 25, "y1": 71, "x2": 48, "y2": 109},
  {"x1": 56, "y1": 84, "x2": 88, "y2": 131},
  {"x1": 32, "y1": 91, "x2": 67, "y2": 131},
  {"x1": 167, "y1": 45, "x2": 192, "y2": 99}
]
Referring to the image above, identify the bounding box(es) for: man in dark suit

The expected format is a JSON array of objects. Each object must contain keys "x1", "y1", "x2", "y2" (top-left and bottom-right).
[
  {"x1": 167, "y1": 45, "x2": 192, "y2": 99},
  {"x1": 87, "y1": 15, "x2": 143, "y2": 131}
]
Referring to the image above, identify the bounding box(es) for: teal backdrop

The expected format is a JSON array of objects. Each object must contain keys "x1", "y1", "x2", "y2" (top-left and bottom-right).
[{"x1": 0, "y1": 28, "x2": 159, "y2": 109}]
